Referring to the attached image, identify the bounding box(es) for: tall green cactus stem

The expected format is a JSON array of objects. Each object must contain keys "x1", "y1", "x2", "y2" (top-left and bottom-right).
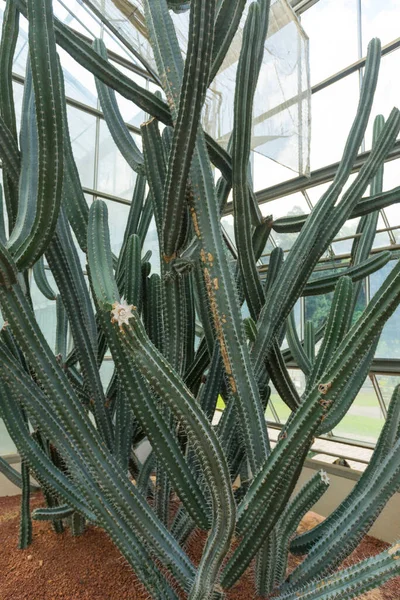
[
  {"x1": 275, "y1": 541, "x2": 400, "y2": 600},
  {"x1": 0, "y1": 0, "x2": 20, "y2": 229},
  {"x1": 252, "y1": 39, "x2": 383, "y2": 374},
  {"x1": 9, "y1": 0, "x2": 65, "y2": 269},
  {"x1": 232, "y1": 1, "x2": 266, "y2": 319},
  {"x1": 18, "y1": 460, "x2": 33, "y2": 549},
  {"x1": 88, "y1": 200, "x2": 235, "y2": 599},
  {"x1": 93, "y1": 39, "x2": 145, "y2": 175},
  {"x1": 349, "y1": 114, "x2": 384, "y2": 316},
  {"x1": 144, "y1": 0, "x2": 270, "y2": 474},
  {"x1": 162, "y1": 0, "x2": 216, "y2": 259},
  {"x1": 291, "y1": 384, "x2": 400, "y2": 556}
]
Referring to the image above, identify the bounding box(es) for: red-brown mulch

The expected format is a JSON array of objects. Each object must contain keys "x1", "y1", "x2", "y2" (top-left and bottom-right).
[{"x1": 0, "y1": 493, "x2": 399, "y2": 599}]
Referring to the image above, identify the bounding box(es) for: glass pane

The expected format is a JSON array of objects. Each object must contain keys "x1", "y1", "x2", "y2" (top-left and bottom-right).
[
  {"x1": 59, "y1": 47, "x2": 98, "y2": 108},
  {"x1": 370, "y1": 260, "x2": 400, "y2": 358},
  {"x1": 100, "y1": 360, "x2": 115, "y2": 389},
  {"x1": 311, "y1": 73, "x2": 359, "y2": 170},
  {"x1": 67, "y1": 105, "x2": 96, "y2": 189},
  {"x1": 142, "y1": 217, "x2": 161, "y2": 275},
  {"x1": 266, "y1": 369, "x2": 305, "y2": 424},
  {"x1": 101, "y1": 199, "x2": 131, "y2": 256},
  {"x1": 261, "y1": 192, "x2": 309, "y2": 250},
  {"x1": 378, "y1": 158, "x2": 400, "y2": 242},
  {"x1": 97, "y1": 120, "x2": 138, "y2": 199},
  {"x1": 305, "y1": 288, "x2": 334, "y2": 330},
  {"x1": 375, "y1": 374, "x2": 400, "y2": 409},
  {"x1": 53, "y1": 0, "x2": 102, "y2": 39},
  {"x1": 301, "y1": 0, "x2": 358, "y2": 86},
  {"x1": 253, "y1": 152, "x2": 296, "y2": 192},
  {"x1": 333, "y1": 376, "x2": 385, "y2": 443},
  {"x1": 361, "y1": 0, "x2": 400, "y2": 55},
  {"x1": 31, "y1": 271, "x2": 59, "y2": 352}
]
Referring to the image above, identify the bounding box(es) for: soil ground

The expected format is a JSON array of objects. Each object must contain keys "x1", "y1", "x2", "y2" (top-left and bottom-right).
[{"x1": 0, "y1": 493, "x2": 399, "y2": 599}]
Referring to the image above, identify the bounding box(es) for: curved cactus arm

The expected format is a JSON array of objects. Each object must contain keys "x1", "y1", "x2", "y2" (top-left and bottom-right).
[
  {"x1": 221, "y1": 445, "x2": 310, "y2": 589},
  {"x1": 141, "y1": 118, "x2": 166, "y2": 236},
  {"x1": 276, "y1": 541, "x2": 400, "y2": 600},
  {"x1": 57, "y1": 58, "x2": 89, "y2": 253},
  {"x1": 0, "y1": 370, "x2": 180, "y2": 600},
  {"x1": 115, "y1": 388, "x2": 135, "y2": 473},
  {"x1": 0, "y1": 286, "x2": 196, "y2": 590},
  {"x1": 88, "y1": 202, "x2": 211, "y2": 530},
  {"x1": 316, "y1": 340, "x2": 377, "y2": 435},
  {"x1": 0, "y1": 115, "x2": 20, "y2": 185},
  {"x1": 9, "y1": 0, "x2": 64, "y2": 269},
  {"x1": 120, "y1": 314, "x2": 236, "y2": 600},
  {"x1": 273, "y1": 184, "x2": 400, "y2": 234},
  {"x1": 304, "y1": 321, "x2": 315, "y2": 365},
  {"x1": 32, "y1": 255, "x2": 57, "y2": 301},
  {"x1": 137, "y1": 192, "x2": 154, "y2": 247},
  {"x1": 306, "y1": 277, "x2": 353, "y2": 392},
  {"x1": 0, "y1": 0, "x2": 20, "y2": 228},
  {"x1": 47, "y1": 211, "x2": 114, "y2": 449},
  {"x1": 243, "y1": 317, "x2": 257, "y2": 344},
  {"x1": 349, "y1": 114, "x2": 384, "y2": 316},
  {"x1": 92, "y1": 39, "x2": 145, "y2": 175},
  {"x1": 285, "y1": 437, "x2": 400, "y2": 589},
  {"x1": 232, "y1": 2, "x2": 265, "y2": 319},
  {"x1": 253, "y1": 39, "x2": 382, "y2": 373},
  {"x1": 291, "y1": 384, "x2": 400, "y2": 556},
  {"x1": 268, "y1": 342, "x2": 300, "y2": 412},
  {"x1": 55, "y1": 295, "x2": 68, "y2": 360},
  {"x1": 236, "y1": 257, "x2": 400, "y2": 541},
  {"x1": 0, "y1": 380, "x2": 95, "y2": 521},
  {"x1": 116, "y1": 175, "x2": 147, "y2": 284},
  {"x1": 253, "y1": 216, "x2": 273, "y2": 262},
  {"x1": 255, "y1": 529, "x2": 278, "y2": 597},
  {"x1": 18, "y1": 460, "x2": 32, "y2": 549},
  {"x1": 88, "y1": 200, "x2": 236, "y2": 598},
  {"x1": 197, "y1": 342, "x2": 224, "y2": 421},
  {"x1": 0, "y1": 455, "x2": 39, "y2": 492},
  {"x1": 210, "y1": 0, "x2": 247, "y2": 83},
  {"x1": 303, "y1": 251, "x2": 391, "y2": 297},
  {"x1": 162, "y1": 0, "x2": 216, "y2": 259},
  {"x1": 354, "y1": 184, "x2": 400, "y2": 218},
  {"x1": 124, "y1": 234, "x2": 143, "y2": 307},
  {"x1": 32, "y1": 504, "x2": 75, "y2": 521},
  {"x1": 270, "y1": 471, "x2": 330, "y2": 589},
  {"x1": 7, "y1": 59, "x2": 37, "y2": 253},
  {"x1": 286, "y1": 309, "x2": 312, "y2": 376},
  {"x1": 263, "y1": 246, "x2": 284, "y2": 296},
  {"x1": 137, "y1": 450, "x2": 156, "y2": 497}
]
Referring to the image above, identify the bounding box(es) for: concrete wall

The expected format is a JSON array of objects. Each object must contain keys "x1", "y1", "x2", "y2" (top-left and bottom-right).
[{"x1": 1, "y1": 454, "x2": 399, "y2": 544}]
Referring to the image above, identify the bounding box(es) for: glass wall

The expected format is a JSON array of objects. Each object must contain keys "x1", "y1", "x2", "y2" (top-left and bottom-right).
[{"x1": 1, "y1": 0, "x2": 400, "y2": 461}]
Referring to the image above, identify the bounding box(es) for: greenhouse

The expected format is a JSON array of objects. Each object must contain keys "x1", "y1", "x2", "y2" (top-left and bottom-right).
[{"x1": 0, "y1": 0, "x2": 400, "y2": 599}]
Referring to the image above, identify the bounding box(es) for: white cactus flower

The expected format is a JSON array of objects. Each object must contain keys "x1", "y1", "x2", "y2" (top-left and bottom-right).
[
  {"x1": 320, "y1": 470, "x2": 330, "y2": 485},
  {"x1": 111, "y1": 298, "x2": 135, "y2": 328}
]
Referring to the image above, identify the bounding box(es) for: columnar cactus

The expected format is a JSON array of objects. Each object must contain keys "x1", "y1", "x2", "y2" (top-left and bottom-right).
[{"x1": 0, "y1": 0, "x2": 400, "y2": 599}]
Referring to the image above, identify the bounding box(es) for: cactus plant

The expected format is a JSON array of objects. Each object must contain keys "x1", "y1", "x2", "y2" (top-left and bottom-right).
[{"x1": 1, "y1": 0, "x2": 400, "y2": 598}]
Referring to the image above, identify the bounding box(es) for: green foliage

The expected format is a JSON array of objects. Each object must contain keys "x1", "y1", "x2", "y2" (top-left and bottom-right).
[{"x1": 0, "y1": 1, "x2": 400, "y2": 599}]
